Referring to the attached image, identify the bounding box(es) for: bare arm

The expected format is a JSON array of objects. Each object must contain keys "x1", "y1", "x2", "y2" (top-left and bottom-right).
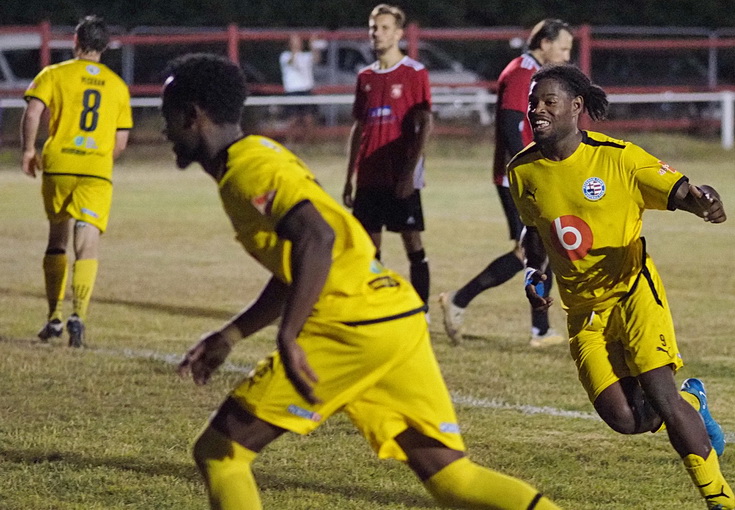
[
  {"x1": 519, "y1": 226, "x2": 554, "y2": 311},
  {"x1": 113, "y1": 130, "x2": 130, "y2": 159},
  {"x1": 343, "y1": 120, "x2": 363, "y2": 208},
  {"x1": 177, "y1": 275, "x2": 288, "y2": 385},
  {"x1": 396, "y1": 109, "x2": 433, "y2": 199},
  {"x1": 275, "y1": 200, "x2": 335, "y2": 403},
  {"x1": 20, "y1": 98, "x2": 46, "y2": 178},
  {"x1": 671, "y1": 182, "x2": 726, "y2": 223}
]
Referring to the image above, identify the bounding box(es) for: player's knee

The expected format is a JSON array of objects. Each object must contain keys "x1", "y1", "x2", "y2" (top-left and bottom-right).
[
  {"x1": 192, "y1": 426, "x2": 232, "y2": 469},
  {"x1": 598, "y1": 406, "x2": 641, "y2": 434},
  {"x1": 192, "y1": 426, "x2": 258, "y2": 473}
]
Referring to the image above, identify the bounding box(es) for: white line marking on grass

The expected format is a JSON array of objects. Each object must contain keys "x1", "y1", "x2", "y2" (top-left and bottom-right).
[
  {"x1": 451, "y1": 393, "x2": 601, "y2": 421},
  {"x1": 89, "y1": 345, "x2": 735, "y2": 441},
  {"x1": 91, "y1": 347, "x2": 252, "y2": 374}
]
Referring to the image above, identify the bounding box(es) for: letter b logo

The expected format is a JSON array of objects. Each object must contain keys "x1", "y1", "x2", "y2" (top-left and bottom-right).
[{"x1": 550, "y1": 216, "x2": 593, "y2": 261}]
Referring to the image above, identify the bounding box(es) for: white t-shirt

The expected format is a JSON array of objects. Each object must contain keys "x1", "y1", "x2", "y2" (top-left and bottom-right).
[{"x1": 279, "y1": 51, "x2": 314, "y2": 93}]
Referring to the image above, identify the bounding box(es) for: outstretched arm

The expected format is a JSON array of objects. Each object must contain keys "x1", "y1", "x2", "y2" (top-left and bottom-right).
[
  {"x1": 672, "y1": 182, "x2": 726, "y2": 223},
  {"x1": 177, "y1": 275, "x2": 288, "y2": 385},
  {"x1": 520, "y1": 226, "x2": 553, "y2": 311}
]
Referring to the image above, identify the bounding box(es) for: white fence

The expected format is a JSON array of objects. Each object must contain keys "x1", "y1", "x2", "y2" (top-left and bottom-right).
[{"x1": 3, "y1": 90, "x2": 734, "y2": 149}]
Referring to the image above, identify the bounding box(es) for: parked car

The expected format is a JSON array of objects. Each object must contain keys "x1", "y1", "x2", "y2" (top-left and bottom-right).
[
  {"x1": 313, "y1": 39, "x2": 482, "y2": 87},
  {"x1": 311, "y1": 39, "x2": 488, "y2": 123}
]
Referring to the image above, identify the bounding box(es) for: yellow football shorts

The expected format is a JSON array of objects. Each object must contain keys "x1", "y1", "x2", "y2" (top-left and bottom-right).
[
  {"x1": 567, "y1": 255, "x2": 683, "y2": 403},
  {"x1": 230, "y1": 310, "x2": 466, "y2": 461},
  {"x1": 42, "y1": 173, "x2": 112, "y2": 233}
]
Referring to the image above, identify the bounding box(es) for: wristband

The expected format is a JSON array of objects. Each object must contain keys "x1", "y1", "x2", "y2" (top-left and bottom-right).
[{"x1": 524, "y1": 267, "x2": 545, "y2": 296}]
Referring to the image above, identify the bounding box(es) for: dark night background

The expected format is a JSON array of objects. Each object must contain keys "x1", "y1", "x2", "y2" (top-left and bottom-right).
[{"x1": 2, "y1": 0, "x2": 734, "y2": 28}]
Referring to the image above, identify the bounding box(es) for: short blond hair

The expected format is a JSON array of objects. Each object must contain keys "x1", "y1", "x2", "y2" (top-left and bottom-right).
[{"x1": 369, "y1": 4, "x2": 406, "y2": 28}]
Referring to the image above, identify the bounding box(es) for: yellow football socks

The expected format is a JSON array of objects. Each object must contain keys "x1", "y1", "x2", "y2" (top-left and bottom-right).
[
  {"x1": 684, "y1": 449, "x2": 734, "y2": 509},
  {"x1": 193, "y1": 426, "x2": 262, "y2": 510},
  {"x1": 424, "y1": 457, "x2": 561, "y2": 509},
  {"x1": 43, "y1": 253, "x2": 68, "y2": 322},
  {"x1": 72, "y1": 258, "x2": 98, "y2": 321}
]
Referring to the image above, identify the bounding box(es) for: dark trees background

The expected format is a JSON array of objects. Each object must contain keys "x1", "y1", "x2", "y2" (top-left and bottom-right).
[{"x1": 2, "y1": 0, "x2": 735, "y2": 28}]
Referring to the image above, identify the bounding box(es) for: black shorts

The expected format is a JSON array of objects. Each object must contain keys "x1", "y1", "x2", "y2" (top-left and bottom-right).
[
  {"x1": 352, "y1": 188, "x2": 425, "y2": 233},
  {"x1": 497, "y1": 185, "x2": 524, "y2": 241}
]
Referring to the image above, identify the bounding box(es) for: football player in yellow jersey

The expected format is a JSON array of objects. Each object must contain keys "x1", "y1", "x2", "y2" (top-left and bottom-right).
[
  {"x1": 20, "y1": 15, "x2": 133, "y2": 347},
  {"x1": 164, "y1": 53, "x2": 562, "y2": 510},
  {"x1": 509, "y1": 63, "x2": 731, "y2": 509}
]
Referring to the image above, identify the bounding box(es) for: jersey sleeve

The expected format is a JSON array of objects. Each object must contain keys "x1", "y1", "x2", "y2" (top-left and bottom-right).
[
  {"x1": 623, "y1": 144, "x2": 686, "y2": 211},
  {"x1": 415, "y1": 67, "x2": 432, "y2": 110},
  {"x1": 498, "y1": 67, "x2": 532, "y2": 113},
  {"x1": 24, "y1": 67, "x2": 54, "y2": 106},
  {"x1": 229, "y1": 146, "x2": 317, "y2": 229},
  {"x1": 117, "y1": 83, "x2": 133, "y2": 130},
  {"x1": 352, "y1": 73, "x2": 366, "y2": 120}
]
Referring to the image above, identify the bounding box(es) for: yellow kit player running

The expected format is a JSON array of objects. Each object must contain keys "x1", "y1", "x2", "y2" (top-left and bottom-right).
[
  {"x1": 165, "y1": 53, "x2": 561, "y2": 510},
  {"x1": 509, "y1": 63, "x2": 731, "y2": 510},
  {"x1": 21, "y1": 15, "x2": 132, "y2": 347}
]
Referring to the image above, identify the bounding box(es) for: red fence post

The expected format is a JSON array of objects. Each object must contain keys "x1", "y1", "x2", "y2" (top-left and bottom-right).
[
  {"x1": 406, "y1": 22, "x2": 419, "y2": 60},
  {"x1": 228, "y1": 23, "x2": 240, "y2": 64},
  {"x1": 577, "y1": 24, "x2": 592, "y2": 78},
  {"x1": 40, "y1": 20, "x2": 51, "y2": 68}
]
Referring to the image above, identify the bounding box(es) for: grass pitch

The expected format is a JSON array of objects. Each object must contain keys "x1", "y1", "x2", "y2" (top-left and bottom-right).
[{"x1": 0, "y1": 133, "x2": 734, "y2": 509}]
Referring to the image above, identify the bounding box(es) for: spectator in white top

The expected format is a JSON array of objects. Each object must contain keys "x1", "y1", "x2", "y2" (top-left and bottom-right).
[{"x1": 279, "y1": 34, "x2": 322, "y2": 143}]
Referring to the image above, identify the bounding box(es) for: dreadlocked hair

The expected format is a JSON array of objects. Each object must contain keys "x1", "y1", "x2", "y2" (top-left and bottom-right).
[{"x1": 533, "y1": 64, "x2": 609, "y2": 121}]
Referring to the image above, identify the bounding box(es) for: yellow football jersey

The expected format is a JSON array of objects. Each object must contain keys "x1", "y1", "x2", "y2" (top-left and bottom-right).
[
  {"x1": 219, "y1": 136, "x2": 424, "y2": 322},
  {"x1": 508, "y1": 131, "x2": 686, "y2": 313},
  {"x1": 25, "y1": 58, "x2": 133, "y2": 181}
]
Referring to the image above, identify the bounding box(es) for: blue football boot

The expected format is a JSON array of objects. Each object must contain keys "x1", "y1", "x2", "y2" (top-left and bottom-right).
[{"x1": 681, "y1": 378, "x2": 726, "y2": 456}]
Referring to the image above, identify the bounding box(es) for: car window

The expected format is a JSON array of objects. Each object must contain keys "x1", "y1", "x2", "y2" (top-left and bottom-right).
[
  {"x1": 4, "y1": 49, "x2": 40, "y2": 81},
  {"x1": 417, "y1": 47, "x2": 454, "y2": 71},
  {"x1": 1, "y1": 48, "x2": 73, "y2": 82},
  {"x1": 338, "y1": 48, "x2": 369, "y2": 73}
]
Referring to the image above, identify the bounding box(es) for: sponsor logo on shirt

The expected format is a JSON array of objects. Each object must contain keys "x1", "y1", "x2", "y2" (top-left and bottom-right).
[
  {"x1": 550, "y1": 215, "x2": 593, "y2": 261},
  {"x1": 251, "y1": 189, "x2": 276, "y2": 216},
  {"x1": 86, "y1": 64, "x2": 101, "y2": 75},
  {"x1": 367, "y1": 105, "x2": 395, "y2": 125},
  {"x1": 73, "y1": 135, "x2": 98, "y2": 149},
  {"x1": 287, "y1": 404, "x2": 322, "y2": 422},
  {"x1": 439, "y1": 422, "x2": 461, "y2": 434},
  {"x1": 657, "y1": 160, "x2": 677, "y2": 175},
  {"x1": 582, "y1": 177, "x2": 606, "y2": 201}
]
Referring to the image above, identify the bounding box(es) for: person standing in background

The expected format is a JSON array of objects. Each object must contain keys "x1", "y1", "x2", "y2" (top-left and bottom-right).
[
  {"x1": 343, "y1": 3, "x2": 433, "y2": 306},
  {"x1": 279, "y1": 34, "x2": 321, "y2": 143},
  {"x1": 439, "y1": 19, "x2": 573, "y2": 346},
  {"x1": 21, "y1": 15, "x2": 132, "y2": 347}
]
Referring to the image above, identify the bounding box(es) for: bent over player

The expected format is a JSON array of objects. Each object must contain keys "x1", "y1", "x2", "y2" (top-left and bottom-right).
[
  {"x1": 21, "y1": 15, "x2": 132, "y2": 347},
  {"x1": 509, "y1": 63, "x2": 731, "y2": 510},
  {"x1": 164, "y1": 53, "x2": 562, "y2": 510}
]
